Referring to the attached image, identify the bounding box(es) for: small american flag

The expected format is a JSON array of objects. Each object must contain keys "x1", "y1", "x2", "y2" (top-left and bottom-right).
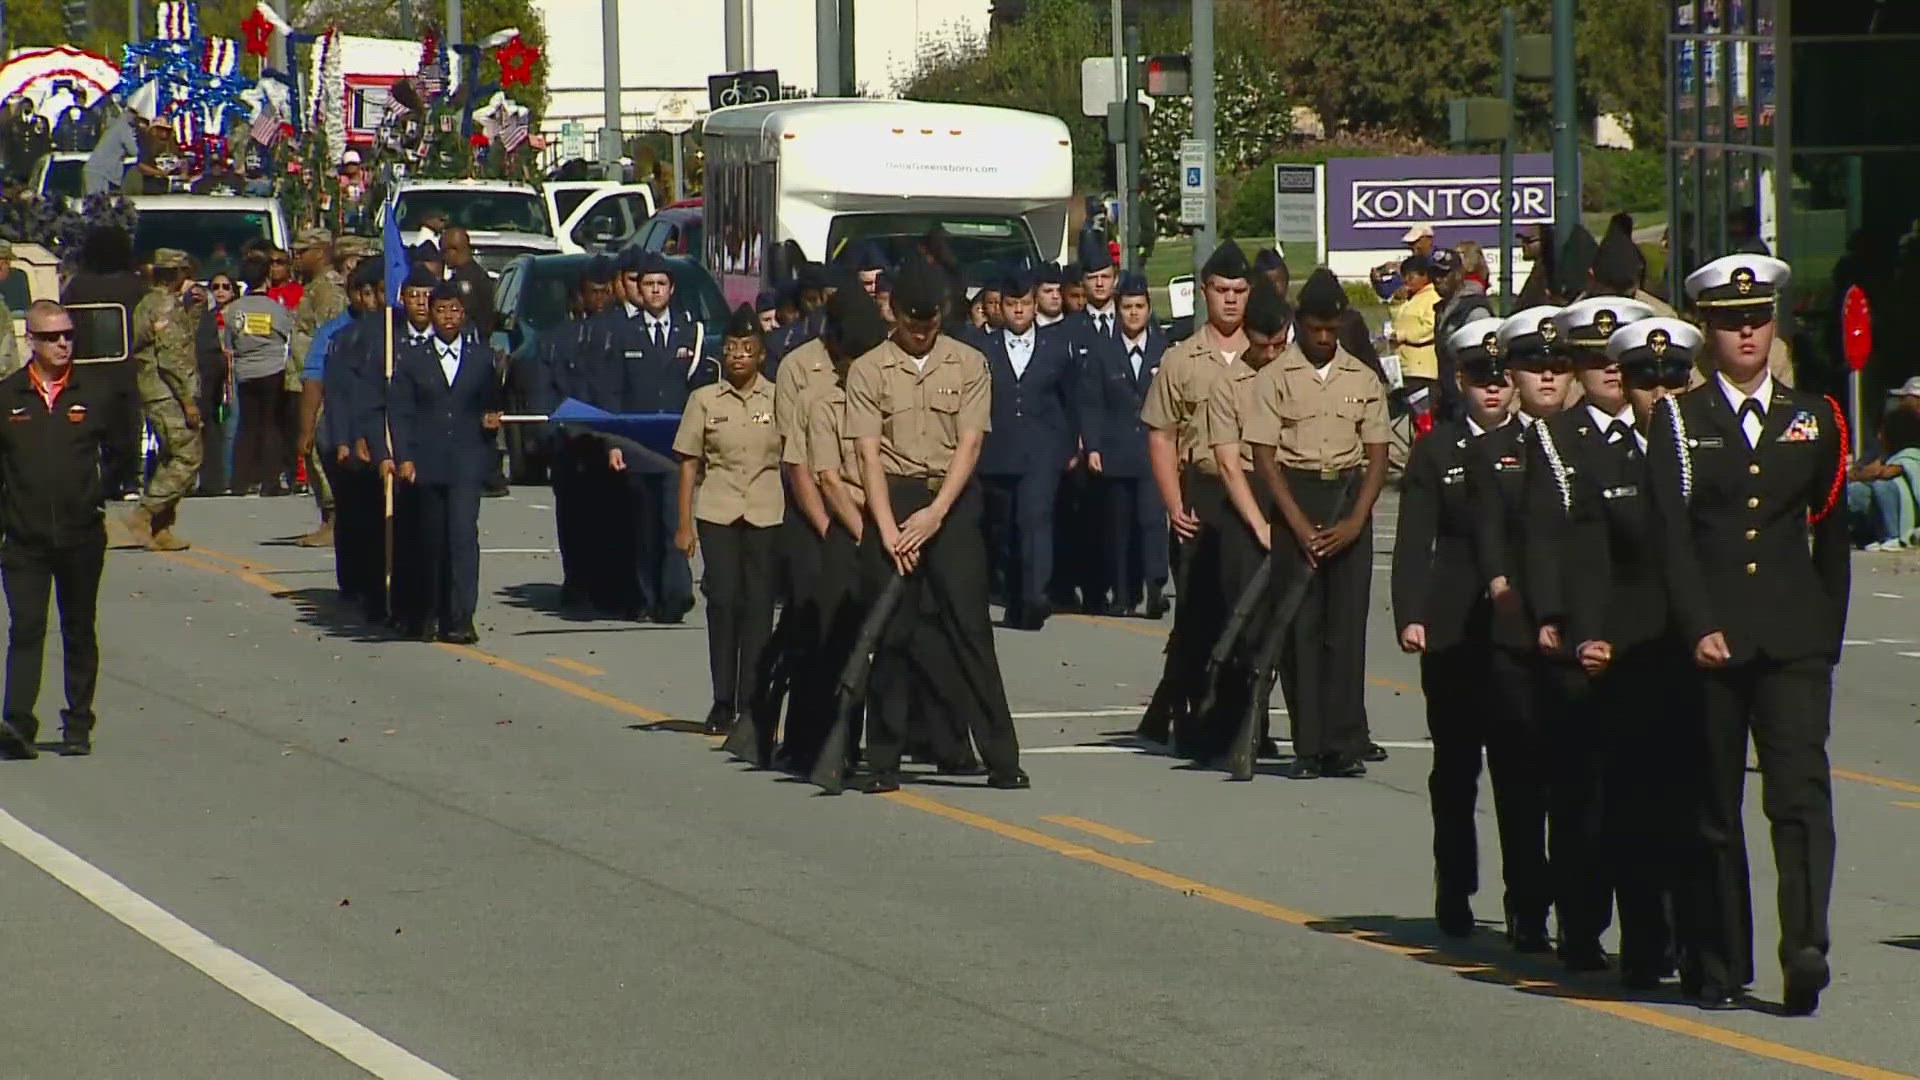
[
  {"x1": 250, "y1": 102, "x2": 280, "y2": 146},
  {"x1": 415, "y1": 54, "x2": 445, "y2": 101},
  {"x1": 498, "y1": 111, "x2": 528, "y2": 154}
]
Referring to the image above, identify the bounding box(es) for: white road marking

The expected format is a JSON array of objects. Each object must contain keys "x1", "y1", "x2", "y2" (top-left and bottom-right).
[
  {"x1": 526, "y1": 503, "x2": 551, "y2": 511},
  {"x1": 1899, "y1": 652, "x2": 1920, "y2": 659},
  {"x1": 0, "y1": 807, "x2": 458, "y2": 1080},
  {"x1": 1876, "y1": 638, "x2": 1915, "y2": 645},
  {"x1": 1027, "y1": 739, "x2": 1433, "y2": 755},
  {"x1": 1873, "y1": 592, "x2": 1904, "y2": 600},
  {"x1": 480, "y1": 548, "x2": 555, "y2": 554},
  {"x1": 1012, "y1": 708, "x2": 1286, "y2": 720}
]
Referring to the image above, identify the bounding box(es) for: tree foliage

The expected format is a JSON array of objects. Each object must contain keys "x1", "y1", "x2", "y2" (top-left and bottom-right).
[{"x1": 1141, "y1": 37, "x2": 1293, "y2": 235}]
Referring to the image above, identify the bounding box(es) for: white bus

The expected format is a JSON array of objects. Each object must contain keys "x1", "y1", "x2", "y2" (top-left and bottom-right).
[{"x1": 701, "y1": 98, "x2": 1074, "y2": 308}]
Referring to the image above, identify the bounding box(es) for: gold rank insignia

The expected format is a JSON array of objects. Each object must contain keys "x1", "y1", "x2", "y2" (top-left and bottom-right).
[
  {"x1": 1593, "y1": 310, "x2": 1617, "y2": 338},
  {"x1": 1649, "y1": 328, "x2": 1670, "y2": 356},
  {"x1": 1733, "y1": 266, "x2": 1755, "y2": 295},
  {"x1": 1539, "y1": 318, "x2": 1557, "y2": 343}
]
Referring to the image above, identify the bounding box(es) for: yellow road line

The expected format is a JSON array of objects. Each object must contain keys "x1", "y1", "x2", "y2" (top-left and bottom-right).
[
  {"x1": 1040, "y1": 814, "x2": 1153, "y2": 845},
  {"x1": 546, "y1": 657, "x2": 607, "y2": 677},
  {"x1": 1833, "y1": 769, "x2": 1920, "y2": 796},
  {"x1": 1893, "y1": 801, "x2": 1920, "y2": 810}
]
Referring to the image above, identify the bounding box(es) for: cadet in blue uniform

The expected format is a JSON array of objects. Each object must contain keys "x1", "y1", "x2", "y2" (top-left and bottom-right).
[
  {"x1": 1525, "y1": 295, "x2": 1667, "y2": 979},
  {"x1": 386, "y1": 282, "x2": 504, "y2": 644},
  {"x1": 317, "y1": 260, "x2": 388, "y2": 622},
  {"x1": 979, "y1": 269, "x2": 1077, "y2": 630},
  {"x1": 1079, "y1": 271, "x2": 1168, "y2": 617},
  {"x1": 535, "y1": 257, "x2": 616, "y2": 610},
  {"x1": 1052, "y1": 236, "x2": 1118, "y2": 611},
  {"x1": 378, "y1": 264, "x2": 444, "y2": 637},
  {"x1": 1648, "y1": 255, "x2": 1848, "y2": 1015}
]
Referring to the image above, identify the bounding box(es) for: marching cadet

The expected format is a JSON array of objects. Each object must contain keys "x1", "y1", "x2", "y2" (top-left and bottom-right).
[
  {"x1": 843, "y1": 259, "x2": 1028, "y2": 794},
  {"x1": 1648, "y1": 255, "x2": 1848, "y2": 1015},
  {"x1": 665, "y1": 306, "x2": 782, "y2": 741},
  {"x1": 1061, "y1": 264, "x2": 1088, "y2": 315},
  {"x1": 380, "y1": 265, "x2": 450, "y2": 638},
  {"x1": 979, "y1": 269, "x2": 1077, "y2": 630},
  {"x1": 125, "y1": 248, "x2": 203, "y2": 553},
  {"x1": 1465, "y1": 304, "x2": 1571, "y2": 954},
  {"x1": 1136, "y1": 241, "x2": 1251, "y2": 753},
  {"x1": 289, "y1": 227, "x2": 346, "y2": 547},
  {"x1": 1034, "y1": 264, "x2": 1067, "y2": 328},
  {"x1": 1245, "y1": 268, "x2": 1390, "y2": 780},
  {"x1": 1079, "y1": 271, "x2": 1168, "y2": 618},
  {"x1": 535, "y1": 257, "x2": 616, "y2": 610},
  {"x1": 313, "y1": 260, "x2": 388, "y2": 621},
  {"x1": 1053, "y1": 235, "x2": 1119, "y2": 613},
  {"x1": 386, "y1": 282, "x2": 503, "y2": 645},
  {"x1": 1524, "y1": 295, "x2": 1667, "y2": 980}
]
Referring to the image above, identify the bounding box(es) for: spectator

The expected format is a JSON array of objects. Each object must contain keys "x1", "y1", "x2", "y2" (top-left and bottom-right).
[
  {"x1": 1431, "y1": 248, "x2": 1493, "y2": 420},
  {"x1": 1402, "y1": 223, "x2": 1436, "y2": 261},
  {"x1": 1455, "y1": 240, "x2": 1490, "y2": 289},
  {"x1": 83, "y1": 101, "x2": 147, "y2": 196},
  {"x1": 225, "y1": 252, "x2": 295, "y2": 496},
  {"x1": 1389, "y1": 255, "x2": 1441, "y2": 422},
  {"x1": 1515, "y1": 222, "x2": 1555, "y2": 309},
  {"x1": 195, "y1": 272, "x2": 240, "y2": 494},
  {"x1": 265, "y1": 248, "x2": 303, "y2": 311},
  {"x1": 1846, "y1": 381, "x2": 1920, "y2": 550}
]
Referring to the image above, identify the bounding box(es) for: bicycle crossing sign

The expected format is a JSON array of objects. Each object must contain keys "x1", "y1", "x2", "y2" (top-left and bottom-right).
[{"x1": 708, "y1": 70, "x2": 780, "y2": 112}]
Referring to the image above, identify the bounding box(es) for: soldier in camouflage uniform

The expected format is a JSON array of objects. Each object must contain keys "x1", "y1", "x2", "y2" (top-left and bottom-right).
[
  {"x1": 290, "y1": 227, "x2": 347, "y2": 545},
  {"x1": 126, "y1": 248, "x2": 203, "y2": 551},
  {"x1": 0, "y1": 240, "x2": 21, "y2": 379}
]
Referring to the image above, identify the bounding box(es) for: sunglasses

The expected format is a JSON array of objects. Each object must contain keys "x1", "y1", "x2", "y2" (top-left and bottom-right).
[
  {"x1": 30, "y1": 329, "x2": 74, "y2": 343},
  {"x1": 210, "y1": 281, "x2": 237, "y2": 291}
]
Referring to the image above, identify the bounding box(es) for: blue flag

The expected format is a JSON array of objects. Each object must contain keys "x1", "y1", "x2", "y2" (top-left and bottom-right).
[{"x1": 382, "y1": 204, "x2": 409, "y2": 309}]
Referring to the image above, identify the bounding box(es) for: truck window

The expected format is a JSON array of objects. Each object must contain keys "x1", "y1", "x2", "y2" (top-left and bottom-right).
[
  {"x1": 395, "y1": 191, "x2": 552, "y2": 236},
  {"x1": 131, "y1": 210, "x2": 274, "y2": 271}
]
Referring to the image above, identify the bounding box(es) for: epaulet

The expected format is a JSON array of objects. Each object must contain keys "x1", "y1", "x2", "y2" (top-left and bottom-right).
[
  {"x1": 1811, "y1": 394, "x2": 1847, "y2": 524},
  {"x1": 1661, "y1": 395, "x2": 1693, "y2": 502},
  {"x1": 1534, "y1": 412, "x2": 1572, "y2": 512}
]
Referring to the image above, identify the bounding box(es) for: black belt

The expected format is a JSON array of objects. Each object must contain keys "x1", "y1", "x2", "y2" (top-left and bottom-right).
[{"x1": 1284, "y1": 465, "x2": 1363, "y2": 482}]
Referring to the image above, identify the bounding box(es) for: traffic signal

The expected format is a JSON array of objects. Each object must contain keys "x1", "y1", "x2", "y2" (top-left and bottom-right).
[
  {"x1": 63, "y1": 0, "x2": 92, "y2": 38},
  {"x1": 1144, "y1": 55, "x2": 1190, "y2": 97},
  {"x1": 1132, "y1": 204, "x2": 1156, "y2": 262}
]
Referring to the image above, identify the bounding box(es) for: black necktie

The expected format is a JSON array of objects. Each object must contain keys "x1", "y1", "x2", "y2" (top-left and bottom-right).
[
  {"x1": 1096, "y1": 314, "x2": 1111, "y2": 337},
  {"x1": 1737, "y1": 399, "x2": 1765, "y2": 427},
  {"x1": 1606, "y1": 419, "x2": 1634, "y2": 444},
  {"x1": 650, "y1": 322, "x2": 664, "y2": 351},
  {"x1": 1128, "y1": 346, "x2": 1143, "y2": 375}
]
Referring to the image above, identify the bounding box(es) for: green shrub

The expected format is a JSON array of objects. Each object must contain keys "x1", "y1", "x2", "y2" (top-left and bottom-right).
[
  {"x1": 1217, "y1": 138, "x2": 1429, "y2": 239},
  {"x1": 1582, "y1": 148, "x2": 1664, "y2": 214}
]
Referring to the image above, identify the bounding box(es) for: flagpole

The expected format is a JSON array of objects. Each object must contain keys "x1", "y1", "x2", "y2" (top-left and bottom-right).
[{"x1": 383, "y1": 299, "x2": 395, "y2": 597}]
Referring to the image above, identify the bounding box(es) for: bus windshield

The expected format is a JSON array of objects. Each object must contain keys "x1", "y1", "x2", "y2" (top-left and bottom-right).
[
  {"x1": 394, "y1": 190, "x2": 552, "y2": 236},
  {"x1": 826, "y1": 213, "x2": 1040, "y2": 281}
]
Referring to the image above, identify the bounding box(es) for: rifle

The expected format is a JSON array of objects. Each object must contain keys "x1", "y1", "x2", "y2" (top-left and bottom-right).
[{"x1": 809, "y1": 571, "x2": 910, "y2": 795}]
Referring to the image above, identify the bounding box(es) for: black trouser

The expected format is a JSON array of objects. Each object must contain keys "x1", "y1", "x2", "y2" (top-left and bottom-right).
[
  {"x1": 981, "y1": 469, "x2": 1061, "y2": 617},
  {"x1": 1144, "y1": 471, "x2": 1230, "y2": 753},
  {"x1": 1272, "y1": 469, "x2": 1372, "y2": 763},
  {"x1": 794, "y1": 520, "x2": 866, "y2": 769},
  {"x1": 627, "y1": 469, "x2": 694, "y2": 617},
  {"x1": 389, "y1": 479, "x2": 426, "y2": 629},
  {"x1": 1691, "y1": 655, "x2": 1835, "y2": 991},
  {"x1": 1099, "y1": 474, "x2": 1167, "y2": 610},
  {"x1": 1205, "y1": 478, "x2": 1269, "y2": 757},
  {"x1": 861, "y1": 478, "x2": 1020, "y2": 777},
  {"x1": 753, "y1": 513, "x2": 826, "y2": 748},
  {"x1": 2, "y1": 531, "x2": 106, "y2": 740},
  {"x1": 413, "y1": 478, "x2": 480, "y2": 632},
  {"x1": 1540, "y1": 658, "x2": 1611, "y2": 947},
  {"x1": 331, "y1": 459, "x2": 386, "y2": 613},
  {"x1": 1594, "y1": 639, "x2": 1695, "y2": 973},
  {"x1": 196, "y1": 381, "x2": 228, "y2": 494},
  {"x1": 696, "y1": 520, "x2": 778, "y2": 713},
  {"x1": 550, "y1": 434, "x2": 588, "y2": 596},
  {"x1": 234, "y1": 375, "x2": 288, "y2": 492},
  {"x1": 1048, "y1": 466, "x2": 1099, "y2": 608},
  {"x1": 1483, "y1": 645, "x2": 1554, "y2": 929}
]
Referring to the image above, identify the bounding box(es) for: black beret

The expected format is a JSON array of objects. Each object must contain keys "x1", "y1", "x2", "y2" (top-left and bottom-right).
[
  {"x1": 1037, "y1": 262, "x2": 1064, "y2": 286},
  {"x1": 1116, "y1": 271, "x2": 1149, "y2": 298},
  {"x1": 1062, "y1": 262, "x2": 1082, "y2": 282},
  {"x1": 1200, "y1": 239, "x2": 1250, "y2": 282},
  {"x1": 891, "y1": 258, "x2": 947, "y2": 321},
  {"x1": 402, "y1": 265, "x2": 441, "y2": 291},
  {"x1": 636, "y1": 252, "x2": 671, "y2": 278},
  {"x1": 408, "y1": 240, "x2": 441, "y2": 265},
  {"x1": 428, "y1": 281, "x2": 464, "y2": 305},
  {"x1": 1002, "y1": 268, "x2": 1039, "y2": 298},
  {"x1": 1295, "y1": 267, "x2": 1349, "y2": 319},
  {"x1": 1243, "y1": 276, "x2": 1293, "y2": 337},
  {"x1": 347, "y1": 258, "x2": 384, "y2": 290},
  {"x1": 1253, "y1": 248, "x2": 1286, "y2": 273},
  {"x1": 1077, "y1": 230, "x2": 1114, "y2": 273},
  {"x1": 754, "y1": 289, "x2": 781, "y2": 313}
]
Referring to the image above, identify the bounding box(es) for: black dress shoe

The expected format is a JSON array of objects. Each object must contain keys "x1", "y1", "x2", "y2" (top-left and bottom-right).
[
  {"x1": 1143, "y1": 582, "x2": 1168, "y2": 620},
  {"x1": 1102, "y1": 601, "x2": 1133, "y2": 617},
  {"x1": 850, "y1": 771, "x2": 902, "y2": 794},
  {"x1": 937, "y1": 760, "x2": 988, "y2": 777},
  {"x1": 986, "y1": 769, "x2": 1031, "y2": 790},
  {"x1": 1362, "y1": 742, "x2": 1389, "y2": 763},
  {"x1": 1321, "y1": 755, "x2": 1367, "y2": 778},
  {"x1": 1692, "y1": 985, "x2": 1744, "y2": 1011},
  {"x1": 1256, "y1": 737, "x2": 1282, "y2": 759},
  {"x1": 1782, "y1": 947, "x2": 1829, "y2": 1016},
  {"x1": 702, "y1": 704, "x2": 734, "y2": 736},
  {"x1": 59, "y1": 731, "x2": 93, "y2": 757},
  {"x1": 1435, "y1": 894, "x2": 1475, "y2": 938},
  {"x1": 1620, "y1": 966, "x2": 1665, "y2": 991},
  {"x1": 437, "y1": 625, "x2": 479, "y2": 645},
  {"x1": 1284, "y1": 757, "x2": 1322, "y2": 780},
  {"x1": 1559, "y1": 940, "x2": 1612, "y2": 972},
  {"x1": 0, "y1": 719, "x2": 39, "y2": 760},
  {"x1": 1507, "y1": 918, "x2": 1553, "y2": 954}
]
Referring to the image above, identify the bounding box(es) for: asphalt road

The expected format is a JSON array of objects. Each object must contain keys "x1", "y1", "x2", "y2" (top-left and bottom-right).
[{"x1": 3, "y1": 489, "x2": 1918, "y2": 1079}]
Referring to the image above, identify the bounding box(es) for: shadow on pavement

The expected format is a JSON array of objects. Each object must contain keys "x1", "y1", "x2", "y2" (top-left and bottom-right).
[{"x1": 279, "y1": 587, "x2": 395, "y2": 644}]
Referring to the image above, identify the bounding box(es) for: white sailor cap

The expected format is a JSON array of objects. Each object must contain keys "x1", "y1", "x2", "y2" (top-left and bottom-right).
[
  {"x1": 1551, "y1": 295, "x2": 1656, "y2": 350},
  {"x1": 1447, "y1": 316, "x2": 1508, "y2": 367},
  {"x1": 1605, "y1": 316, "x2": 1703, "y2": 367},
  {"x1": 1495, "y1": 305, "x2": 1563, "y2": 358},
  {"x1": 1683, "y1": 254, "x2": 1791, "y2": 309}
]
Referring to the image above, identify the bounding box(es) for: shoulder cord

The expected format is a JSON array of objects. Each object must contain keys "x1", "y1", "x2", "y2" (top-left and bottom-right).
[
  {"x1": 1811, "y1": 394, "x2": 1847, "y2": 524},
  {"x1": 1663, "y1": 395, "x2": 1693, "y2": 504},
  {"x1": 1535, "y1": 419, "x2": 1572, "y2": 513}
]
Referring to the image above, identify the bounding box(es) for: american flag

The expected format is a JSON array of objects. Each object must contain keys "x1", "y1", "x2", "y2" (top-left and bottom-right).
[
  {"x1": 415, "y1": 54, "x2": 445, "y2": 102},
  {"x1": 497, "y1": 111, "x2": 528, "y2": 154},
  {"x1": 250, "y1": 102, "x2": 280, "y2": 147}
]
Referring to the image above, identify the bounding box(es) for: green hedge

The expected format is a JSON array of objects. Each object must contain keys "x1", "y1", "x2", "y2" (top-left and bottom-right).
[
  {"x1": 1582, "y1": 149, "x2": 1665, "y2": 215},
  {"x1": 1219, "y1": 148, "x2": 1395, "y2": 239}
]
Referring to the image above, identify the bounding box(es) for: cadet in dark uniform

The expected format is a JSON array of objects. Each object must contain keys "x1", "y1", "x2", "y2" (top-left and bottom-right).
[
  {"x1": 979, "y1": 269, "x2": 1077, "y2": 630},
  {"x1": 379, "y1": 265, "x2": 445, "y2": 636},
  {"x1": 535, "y1": 256, "x2": 616, "y2": 610},
  {"x1": 844, "y1": 260, "x2": 1028, "y2": 793},
  {"x1": 1245, "y1": 269, "x2": 1390, "y2": 779},
  {"x1": 1466, "y1": 305, "x2": 1572, "y2": 953},
  {"x1": 1137, "y1": 241, "x2": 1252, "y2": 754},
  {"x1": 385, "y1": 282, "x2": 503, "y2": 644},
  {"x1": 667, "y1": 307, "x2": 783, "y2": 738},
  {"x1": 319, "y1": 260, "x2": 389, "y2": 624},
  {"x1": 1396, "y1": 316, "x2": 1521, "y2": 937},
  {"x1": 1079, "y1": 271, "x2": 1168, "y2": 617},
  {"x1": 1054, "y1": 236, "x2": 1118, "y2": 611},
  {"x1": 1648, "y1": 255, "x2": 1848, "y2": 1014},
  {"x1": 1525, "y1": 295, "x2": 1664, "y2": 977}
]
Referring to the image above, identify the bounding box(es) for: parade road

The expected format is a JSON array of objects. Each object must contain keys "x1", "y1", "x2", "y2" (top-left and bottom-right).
[{"x1": 3, "y1": 491, "x2": 1918, "y2": 1080}]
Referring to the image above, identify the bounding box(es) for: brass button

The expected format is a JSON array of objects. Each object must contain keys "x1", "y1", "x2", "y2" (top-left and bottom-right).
[
  {"x1": 1745, "y1": 562, "x2": 1758, "y2": 575},
  {"x1": 1748, "y1": 463, "x2": 1761, "y2": 475},
  {"x1": 1746, "y1": 496, "x2": 1759, "y2": 509},
  {"x1": 1745, "y1": 529, "x2": 1757, "y2": 541}
]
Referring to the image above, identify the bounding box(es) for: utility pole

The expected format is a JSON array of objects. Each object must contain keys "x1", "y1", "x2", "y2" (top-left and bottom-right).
[
  {"x1": 1123, "y1": 20, "x2": 1143, "y2": 275},
  {"x1": 600, "y1": 0, "x2": 621, "y2": 179},
  {"x1": 1109, "y1": 0, "x2": 1128, "y2": 269},
  {"x1": 838, "y1": 0, "x2": 855, "y2": 94},
  {"x1": 1499, "y1": 8, "x2": 1516, "y2": 312},
  {"x1": 1550, "y1": 0, "x2": 1578, "y2": 240},
  {"x1": 724, "y1": 0, "x2": 751, "y2": 72},
  {"x1": 446, "y1": 0, "x2": 462, "y2": 49},
  {"x1": 816, "y1": 0, "x2": 840, "y2": 97},
  {"x1": 399, "y1": 0, "x2": 413, "y2": 40},
  {"x1": 1190, "y1": 0, "x2": 1215, "y2": 282}
]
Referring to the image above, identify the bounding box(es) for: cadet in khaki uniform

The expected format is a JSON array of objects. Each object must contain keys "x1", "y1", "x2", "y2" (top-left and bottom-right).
[
  {"x1": 844, "y1": 260, "x2": 1026, "y2": 793},
  {"x1": 670, "y1": 306, "x2": 784, "y2": 738},
  {"x1": 1137, "y1": 240, "x2": 1252, "y2": 756},
  {"x1": 1246, "y1": 268, "x2": 1391, "y2": 779},
  {"x1": 126, "y1": 249, "x2": 203, "y2": 552}
]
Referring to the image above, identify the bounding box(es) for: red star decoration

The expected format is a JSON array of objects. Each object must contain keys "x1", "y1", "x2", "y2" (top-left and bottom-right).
[
  {"x1": 494, "y1": 37, "x2": 539, "y2": 88},
  {"x1": 241, "y1": 9, "x2": 275, "y2": 57}
]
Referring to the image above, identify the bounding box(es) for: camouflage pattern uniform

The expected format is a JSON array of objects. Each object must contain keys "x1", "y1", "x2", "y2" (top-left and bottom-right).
[
  {"x1": 131, "y1": 250, "x2": 203, "y2": 539},
  {"x1": 290, "y1": 228, "x2": 348, "y2": 520},
  {"x1": 0, "y1": 240, "x2": 19, "y2": 379}
]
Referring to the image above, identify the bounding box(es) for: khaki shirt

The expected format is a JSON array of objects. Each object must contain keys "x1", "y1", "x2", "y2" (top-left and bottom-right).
[
  {"x1": 671, "y1": 374, "x2": 783, "y2": 527},
  {"x1": 1140, "y1": 328, "x2": 1240, "y2": 476},
  {"x1": 1244, "y1": 345, "x2": 1391, "y2": 471},
  {"x1": 844, "y1": 335, "x2": 991, "y2": 479},
  {"x1": 806, "y1": 386, "x2": 864, "y2": 500},
  {"x1": 1202, "y1": 359, "x2": 1261, "y2": 471},
  {"x1": 776, "y1": 338, "x2": 834, "y2": 467},
  {"x1": 1391, "y1": 284, "x2": 1440, "y2": 381},
  {"x1": 130, "y1": 287, "x2": 200, "y2": 404}
]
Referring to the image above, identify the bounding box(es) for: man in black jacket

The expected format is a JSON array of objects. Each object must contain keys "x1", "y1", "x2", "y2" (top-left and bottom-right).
[{"x1": 0, "y1": 301, "x2": 136, "y2": 759}]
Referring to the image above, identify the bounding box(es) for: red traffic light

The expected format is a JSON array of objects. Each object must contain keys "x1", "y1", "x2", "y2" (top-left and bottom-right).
[{"x1": 1145, "y1": 55, "x2": 1190, "y2": 97}]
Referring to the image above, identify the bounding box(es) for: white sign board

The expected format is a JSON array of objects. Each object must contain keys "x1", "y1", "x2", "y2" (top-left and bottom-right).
[
  {"x1": 1167, "y1": 274, "x2": 1195, "y2": 320},
  {"x1": 560, "y1": 120, "x2": 585, "y2": 161},
  {"x1": 1272, "y1": 163, "x2": 1323, "y2": 254},
  {"x1": 1179, "y1": 139, "x2": 1207, "y2": 227}
]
